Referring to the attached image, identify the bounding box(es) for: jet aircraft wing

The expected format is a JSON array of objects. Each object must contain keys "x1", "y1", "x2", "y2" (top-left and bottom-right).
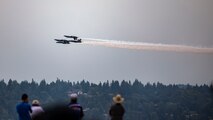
[{"x1": 64, "y1": 35, "x2": 78, "y2": 40}]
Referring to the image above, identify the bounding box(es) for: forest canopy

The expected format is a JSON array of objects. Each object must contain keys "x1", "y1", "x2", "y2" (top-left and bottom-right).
[{"x1": 0, "y1": 79, "x2": 213, "y2": 120}]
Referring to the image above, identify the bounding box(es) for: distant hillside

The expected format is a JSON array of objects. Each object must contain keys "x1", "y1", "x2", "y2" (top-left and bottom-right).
[{"x1": 0, "y1": 79, "x2": 213, "y2": 120}]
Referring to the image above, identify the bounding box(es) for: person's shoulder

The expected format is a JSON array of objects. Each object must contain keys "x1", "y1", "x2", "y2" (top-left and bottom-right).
[
  {"x1": 112, "y1": 103, "x2": 123, "y2": 108},
  {"x1": 32, "y1": 106, "x2": 44, "y2": 111},
  {"x1": 33, "y1": 106, "x2": 42, "y2": 109},
  {"x1": 16, "y1": 102, "x2": 21, "y2": 108},
  {"x1": 17, "y1": 102, "x2": 26, "y2": 106},
  {"x1": 116, "y1": 103, "x2": 123, "y2": 106},
  {"x1": 117, "y1": 103, "x2": 124, "y2": 107},
  {"x1": 70, "y1": 102, "x2": 80, "y2": 105},
  {"x1": 70, "y1": 103, "x2": 82, "y2": 107},
  {"x1": 23, "y1": 102, "x2": 31, "y2": 107},
  {"x1": 110, "y1": 104, "x2": 117, "y2": 108}
]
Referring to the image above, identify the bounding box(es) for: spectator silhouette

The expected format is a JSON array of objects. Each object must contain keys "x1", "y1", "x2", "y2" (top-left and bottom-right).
[
  {"x1": 68, "y1": 93, "x2": 84, "y2": 120},
  {"x1": 31, "y1": 100, "x2": 44, "y2": 120},
  {"x1": 109, "y1": 94, "x2": 125, "y2": 120},
  {"x1": 16, "y1": 93, "x2": 32, "y2": 120}
]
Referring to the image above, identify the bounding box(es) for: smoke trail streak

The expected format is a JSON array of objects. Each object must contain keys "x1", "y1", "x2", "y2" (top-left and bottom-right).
[{"x1": 82, "y1": 38, "x2": 213, "y2": 54}]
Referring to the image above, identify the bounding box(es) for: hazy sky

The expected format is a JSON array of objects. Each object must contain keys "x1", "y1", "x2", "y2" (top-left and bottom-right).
[{"x1": 0, "y1": 0, "x2": 213, "y2": 85}]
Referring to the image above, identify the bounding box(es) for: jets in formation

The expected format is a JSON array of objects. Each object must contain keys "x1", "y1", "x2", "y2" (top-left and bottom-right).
[{"x1": 55, "y1": 35, "x2": 82, "y2": 44}]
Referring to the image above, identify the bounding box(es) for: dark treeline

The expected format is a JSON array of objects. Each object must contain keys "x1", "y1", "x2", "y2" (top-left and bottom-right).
[{"x1": 0, "y1": 79, "x2": 213, "y2": 120}]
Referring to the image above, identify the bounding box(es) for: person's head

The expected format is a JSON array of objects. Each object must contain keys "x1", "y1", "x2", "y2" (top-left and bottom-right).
[
  {"x1": 32, "y1": 100, "x2": 40, "y2": 106},
  {"x1": 21, "y1": 93, "x2": 29, "y2": 102},
  {"x1": 113, "y1": 94, "x2": 124, "y2": 104},
  {"x1": 70, "y1": 93, "x2": 78, "y2": 103}
]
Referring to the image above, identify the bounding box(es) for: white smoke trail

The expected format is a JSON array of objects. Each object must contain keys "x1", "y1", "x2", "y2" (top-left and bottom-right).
[{"x1": 82, "y1": 38, "x2": 213, "y2": 54}]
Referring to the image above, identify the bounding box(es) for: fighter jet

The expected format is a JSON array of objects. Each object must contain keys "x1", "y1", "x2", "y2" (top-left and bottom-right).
[
  {"x1": 64, "y1": 35, "x2": 78, "y2": 40},
  {"x1": 55, "y1": 39, "x2": 71, "y2": 44},
  {"x1": 54, "y1": 38, "x2": 82, "y2": 44}
]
